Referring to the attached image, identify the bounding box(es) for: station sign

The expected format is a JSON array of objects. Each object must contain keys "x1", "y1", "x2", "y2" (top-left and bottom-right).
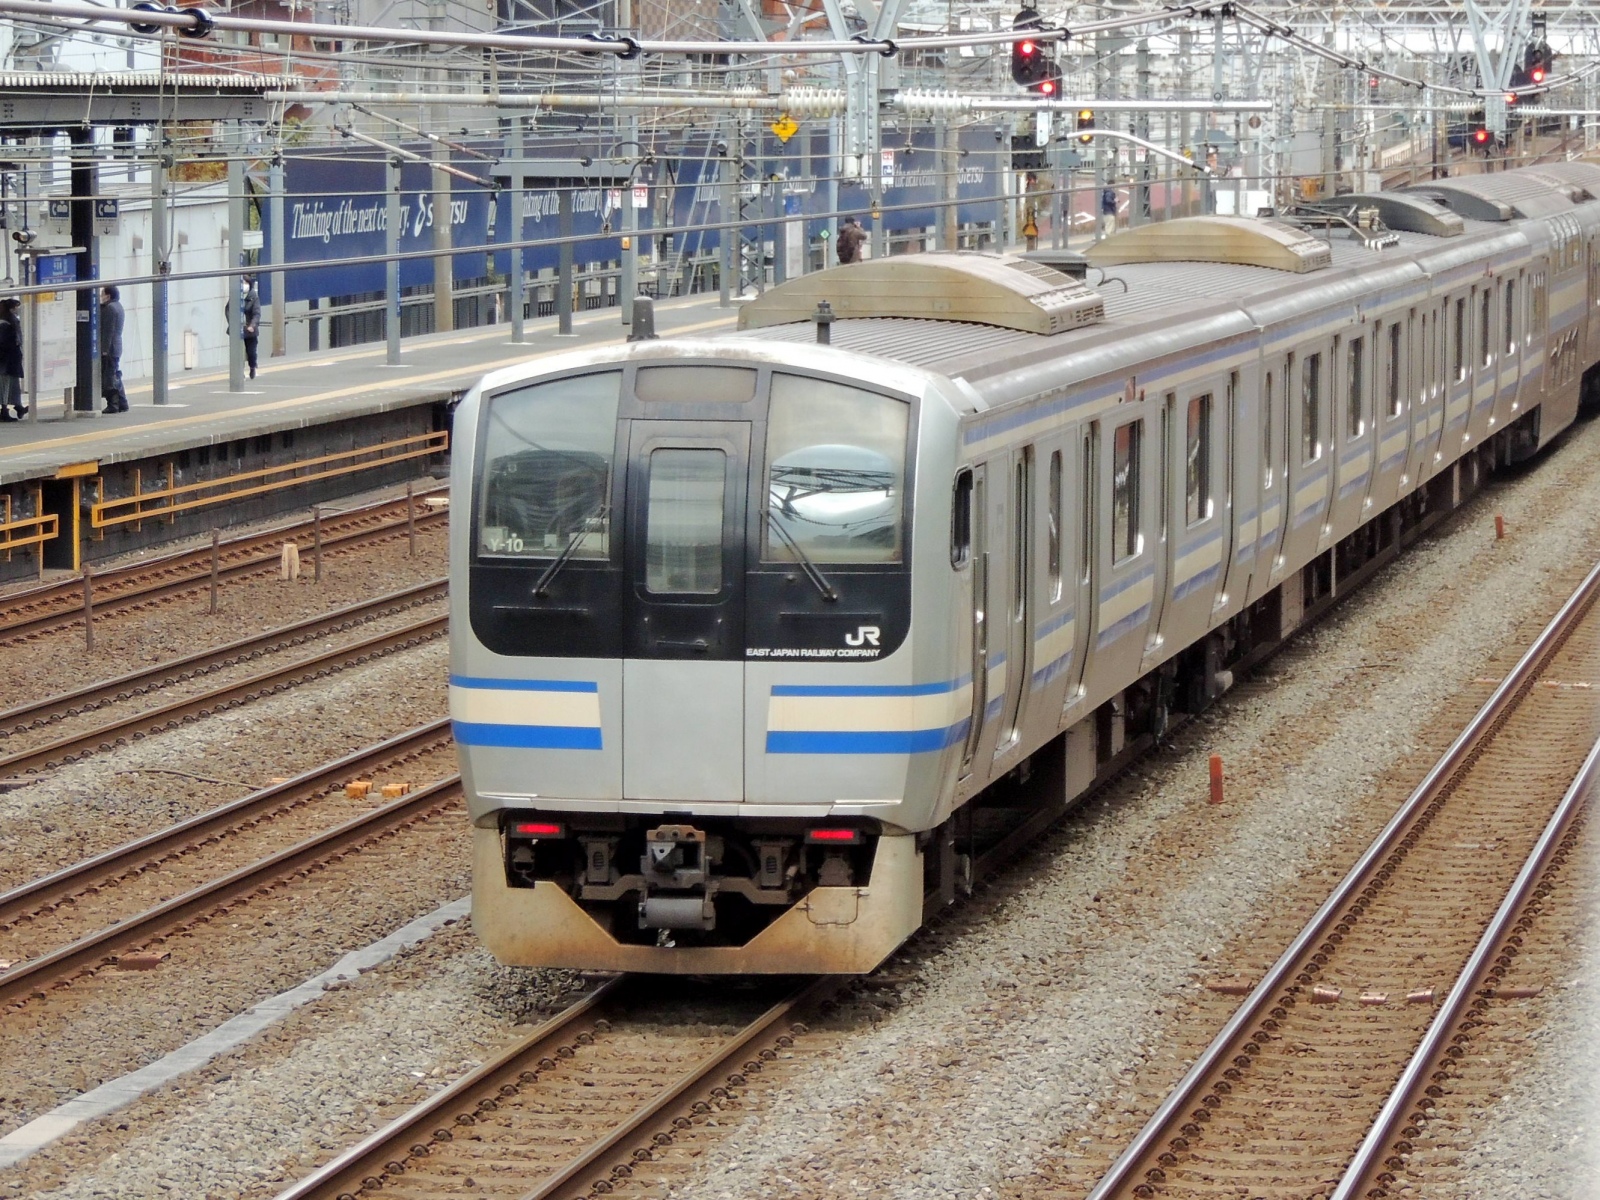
[{"x1": 94, "y1": 197, "x2": 119, "y2": 238}]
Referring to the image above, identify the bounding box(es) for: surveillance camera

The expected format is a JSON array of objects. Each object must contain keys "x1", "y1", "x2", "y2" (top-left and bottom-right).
[
  {"x1": 713, "y1": 141, "x2": 728, "y2": 156},
  {"x1": 11, "y1": 229, "x2": 35, "y2": 246}
]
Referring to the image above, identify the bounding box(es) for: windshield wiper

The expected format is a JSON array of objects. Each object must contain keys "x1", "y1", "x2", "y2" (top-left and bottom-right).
[
  {"x1": 532, "y1": 501, "x2": 610, "y2": 597},
  {"x1": 765, "y1": 510, "x2": 838, "y2": 602}
]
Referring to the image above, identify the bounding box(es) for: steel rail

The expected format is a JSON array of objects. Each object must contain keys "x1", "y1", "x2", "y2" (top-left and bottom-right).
[
  {"x1": 268, "y1": 978, "x2": 632, "y2": 1200},
  {"x1": 0, "y1": 611, "x2": 448, "y2": 778},
  {"x1": 0, "y1": 490, "x2": 446, "y2": 642},
  {"x1": 0, "y1": 776, "x2": 463, "y2": 1009},
  {"x1": 1331, "y1": 731, "x2": 1600, "y2": 1200},
  {"x1": 1084, "y1": 555, "x2": 1600, "y2": 1200},
  {"x1": 522, "y1": 977, "x2": 835, "y2": 1200},
  {"x1": 0, "y1": 717, "x2": 451, "y2": 928},
  {"x1": 0, "y1": 577, "x2": 447, "y2": 738}
]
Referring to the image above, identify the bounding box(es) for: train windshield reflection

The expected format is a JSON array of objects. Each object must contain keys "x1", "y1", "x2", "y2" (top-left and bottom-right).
[
  {"x1": 478, "y1": 371, "x2": 620, "y2": 558},
  {"x1": 764, "y1": 375, "x2": 908, "y2": 564}
]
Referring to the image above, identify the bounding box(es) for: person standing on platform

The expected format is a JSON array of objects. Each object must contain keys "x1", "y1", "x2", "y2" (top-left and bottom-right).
[
  {"x1": 0, "y1": 298, "x2": 24, "y2": 421},
  {"x1": 100, "y1": 285, "x2": 127, "y2": 414},
  {"x1": 837, "y1": 217, "x2": 866, "y2": 265},
  {"x1": 231, "y1": 274, "x2": 261, "y2": 380}
]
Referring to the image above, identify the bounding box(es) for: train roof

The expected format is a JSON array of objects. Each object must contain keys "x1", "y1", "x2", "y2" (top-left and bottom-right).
[{"x1": 728, "y1": 161, "x2": 1599, "y2": 408}]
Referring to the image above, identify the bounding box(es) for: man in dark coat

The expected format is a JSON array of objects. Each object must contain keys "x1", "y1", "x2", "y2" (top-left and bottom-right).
[
  {"x1": 100, "y1": 286, "x2": 127, "y2": 414},
  {"x1": 228, "y1": 275, "x2": 262, "y2": 379},
  {"x1": 0, "y1": 298, "x2": 24, "y2": 420},
  {"x1": 836, "y1": 217, "x2": 866, "y2": 265}
]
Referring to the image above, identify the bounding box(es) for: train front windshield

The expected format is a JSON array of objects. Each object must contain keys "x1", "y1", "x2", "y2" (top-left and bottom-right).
[{"x1": 471, "y1": 366, "x2": 913, "y2": 662}]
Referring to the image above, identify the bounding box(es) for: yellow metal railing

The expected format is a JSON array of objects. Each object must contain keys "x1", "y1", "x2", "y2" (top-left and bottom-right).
[
  {"x1": 91, "y1": 430, "x2": 450, "y2": 530},
  {"x1": 0, "y1": 498, "x2": 59, "y2": 557}
]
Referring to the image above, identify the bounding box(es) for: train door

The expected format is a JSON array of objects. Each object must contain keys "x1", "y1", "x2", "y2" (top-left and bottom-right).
[
  {"x1": 1142, "y1": 392, "x2": 1176, "y2": 670},
  {"x1": 1371, "y1": 317, "x2": 1409, "y2": 510},
  {"x1": 959, "y1": 462, "x2": 990, "y2": 776},
  {"x1": 1063, "y1": 424, "x2": 1098, "y2": 718},
  {"x1": 1328, "y1": 328, "x2": 1374, "y2": 541},
  {"x1": 994, "y1": 447, "x2": 1035, "y2": 759},
  {"x1": 1155, "y1": 380, "x2": 1227, "y2": 657},
  {"x1": 1467, "y1": 283, "x2": 1497, "y2": 445},
  {"x1": 1280, "y1": 342, "x2": 1331, "y2": 571},
  {"x1": 1087, "y1": 411, "x2": 1154, "y2": 705},
  {"x1": 620, "y1": 420, "x2": 749, "y2": 802},
  {"x1": 1249, "y1": 357, "x2": 1290, "y2": 601},
  {"x1": 1499, "y1": 271, "x2": 1524, "y2": 427}
]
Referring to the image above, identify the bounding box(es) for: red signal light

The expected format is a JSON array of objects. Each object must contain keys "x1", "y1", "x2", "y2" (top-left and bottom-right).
[
  {"x1": 1038, "y1": 78, "x2": 1057, "y2": 96},
  {"x1": 1530, "y1": 66, "x2": 1546, "y2": 83},
  {"x1": 1019, "y1": 38, "x2": 1037, "y2": 56},
  {"x1": 1472, "y1": 128, "x2": 1491, "y2": 146}
]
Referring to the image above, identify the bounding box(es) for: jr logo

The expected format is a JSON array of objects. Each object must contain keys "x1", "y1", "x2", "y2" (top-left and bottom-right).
[{"x1": 844, "y1": 625, "x2": 881, "y2": 647}]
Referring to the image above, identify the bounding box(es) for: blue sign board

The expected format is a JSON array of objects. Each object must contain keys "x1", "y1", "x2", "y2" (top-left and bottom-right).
[{"x1": 36, "y1": 253, "x2": 76, "y2": 286}]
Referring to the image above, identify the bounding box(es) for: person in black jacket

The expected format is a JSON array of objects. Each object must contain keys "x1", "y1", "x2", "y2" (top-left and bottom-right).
[
  {"x1": 837, "y1": 217, "x2": 866, "y2": 265},
  {"x1": 227, "y1": 275, "x2": 262, "y2": 379},
  {"x1": 100, "y1": 286, "x2": 127, "y2": 414},
  {"x1": 0, "y1": 298, "x2": 24, "y2": 421}
]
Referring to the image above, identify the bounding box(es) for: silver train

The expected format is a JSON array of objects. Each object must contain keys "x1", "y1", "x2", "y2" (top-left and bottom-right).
[{"x1": 451, "y1": 161, "x2": 1600, "y2": 974}]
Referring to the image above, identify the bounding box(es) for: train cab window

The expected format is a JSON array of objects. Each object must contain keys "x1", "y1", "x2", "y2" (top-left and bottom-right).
[
  {"x1": 477, "y1": 370, "x2": 621, "y2": 558},
  {"x1": 1112, "y1": 420, "x2": 1142, "y2": 563},
  {"x1": 764, "y1": 374, "x2": 908, "y2": 564},
  {"x1": 1047, "y1": 450, "x2": 1063, "y2": 601},
  {"x1": 1386, "y1": 324, "x2": 1402, "y2": 418},
  {"x1": 1480, "y1": 290, "x2": 1493, "y2": 369},
  {"x1": 634, "y1": 365, "x2": 756, "y2": 404},
  {"x1": 1505, "y1": 280, "x2": 1518, "y2": 356},
  {"x1": 951, "y1": 468, "x2": 973, "y2": 569},
  {"x1": 1346, "y1": 337, "x2": 1365, "y2": 440},
  {"x1": 1301, "y1": 352, "x2": 1322, "y2": 464},
  {"x1": 1453, "y1": 297, "x2": 1467, "y2": 383},
  {"x1": 1185, "y1": 394, "x2": 1211, "y2": 525}
]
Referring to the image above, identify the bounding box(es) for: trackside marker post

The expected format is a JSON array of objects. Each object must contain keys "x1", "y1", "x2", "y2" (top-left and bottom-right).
[
  {"x1": 82, "y1": 565, "x2": 94, "y2": 652},
  {"x1": 209, "y1": 529, "x2": 219, "y2": 614},
  {"x1": 1495, "y1": 514, "x2": 1506, "y2": 540},
  {"x1": 1208, "y1": 754, "x2": 1224, "y2": 804}
]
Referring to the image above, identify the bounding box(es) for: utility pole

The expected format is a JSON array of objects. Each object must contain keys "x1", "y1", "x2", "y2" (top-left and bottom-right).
[
  {"x1": 151, "y1": 139, "x2": 170, "y2": 405},
  {"x1": 227, "y1": 150, "x2": 245, "y2": 392},
  {"x1": 268, "y1": 155, "x2": 286, "y2": 359},
  {"x1": 386, "y1": 156, "x2": 401, "y2": 364}
]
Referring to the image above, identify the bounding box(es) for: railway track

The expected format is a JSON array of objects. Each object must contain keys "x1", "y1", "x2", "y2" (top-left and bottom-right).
[
  {"x1": 0, "y1": 577, "x2": 446, "y2": 743},
  {"x1": 0, "y1": 608, "x2": 448, "y2": 778},
  {"x1": 0, "y1": 717, "x2": 452, "y2": 971},
  {"x1": 0, "y1": 760, "x2": 463, "y2": 1011},
  {"x1": 0, "y1": 488, "x2": 446, "y2": 644},
  {"x1": 1083, "y1": 558, "x2": 1600, "y2": 1200},
  {"x1": 273, "y1": 974, "x2": 836, "y2": 1200}
]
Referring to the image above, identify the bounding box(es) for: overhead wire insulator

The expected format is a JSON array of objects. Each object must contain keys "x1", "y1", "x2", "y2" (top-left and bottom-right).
[{"x1": 892, "y1": 90, "x2": 973, "y2": 117}]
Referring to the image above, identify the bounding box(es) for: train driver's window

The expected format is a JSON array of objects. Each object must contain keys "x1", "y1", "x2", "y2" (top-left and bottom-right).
[
  {"x1": 1112, "y1": 420, "x2": 1142, "y2": 563},
  {"x1": 477, "y1": 370, "x2": 621, "y2": 559},
  {"x1": 765, "y1": 374, "x2": 908, "y2": 564},
  {"x1": 951, "y1": 468, "x2": 973, "y2": 569},
  {"x1": 1185, "y1": 394, "x2": 1211, "y2": 525},
  {"x1": 1301, "y1": 352, "x2": 1322, "y2": 464}
]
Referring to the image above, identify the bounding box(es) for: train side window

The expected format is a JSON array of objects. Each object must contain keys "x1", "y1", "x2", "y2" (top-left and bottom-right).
[
  {"x1": 1112, "y1": 420, "x2": 1142, "y2": 563},
  {"x1": 1533, "y1": 276, "x2": 1548, "y2": 342},
  {"x1": 1301, "y1": 352, "x2": 1322, "y2": 464},
  {"x1": 1386, "y1": 324, "x2": 1402, "y2": 417},
  {"x1": 950, "y1": 468, "x2": 973, "y2": 569},
  {"x1": 1047, "y1": 449, "x2": 1063, "y2": 602},
  {"x1": 1185, "y1": 393, "x2": 1211, "y2": 525},
  {"x1": 1013, "y1": 450, "x2": 1031, "y2": 620},
  {"x1": 1453, "y1": 297, "x2": 1467, "y2": 383},
  {"x1": 1480, "y1": 289, "x2": 1493, "y2": 369},
  {"x1": 1080, "y1": 435, "x2": 1093, "y2": 585},
  {"x1": 1417, "y1": 315, "x2": 1428, "y2": 401},
  {"x1": 1262, "y1": 372, "x2": 1274, "y2": 489},
  {"x1": 1346, "y1": 336, "x2": 1365, "y2": 440},
  {"x1": 1505, "y1": 280, "x2": 1517, "y2": 356}
]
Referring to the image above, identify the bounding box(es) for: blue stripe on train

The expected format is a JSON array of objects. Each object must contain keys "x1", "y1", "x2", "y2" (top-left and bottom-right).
[
  {"x1": 449, "y1": 675, "x2": 599, "y2": 693},
  {"x1": 766, "y1": 721, "x2": 969, "y2": 755},
  {"x1": 452, "y1": 720, "x2": 603, "y2": 749}
]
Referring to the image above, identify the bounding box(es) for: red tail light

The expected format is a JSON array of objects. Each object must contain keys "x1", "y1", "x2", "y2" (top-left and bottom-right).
[
  {"x1": 807, "y1": 828, "x2": 862, "y2": 844},
  {"x1": 512, "y1": 821, "x2": 565, "y2": 838}
]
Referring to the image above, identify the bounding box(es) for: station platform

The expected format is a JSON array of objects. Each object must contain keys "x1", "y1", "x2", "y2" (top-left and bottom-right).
[{"x1": 0, "y1": 295, "x2": 741, "y2": 579}]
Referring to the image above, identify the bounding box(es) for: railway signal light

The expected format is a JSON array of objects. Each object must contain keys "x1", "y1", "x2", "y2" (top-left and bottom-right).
[
  {"x1": 1077, "y1": 108, "x2": 1094, "y2": 143},
  {"x1": 1472, "y1": 126, "x2": 1493, "y2": 148},
  {"x1": 1011, "y1": 7, "x2": 1044, "y2": 85},
  {"x1": 1032, "y1": 64, "x2": 1062, "y2": 98}
]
